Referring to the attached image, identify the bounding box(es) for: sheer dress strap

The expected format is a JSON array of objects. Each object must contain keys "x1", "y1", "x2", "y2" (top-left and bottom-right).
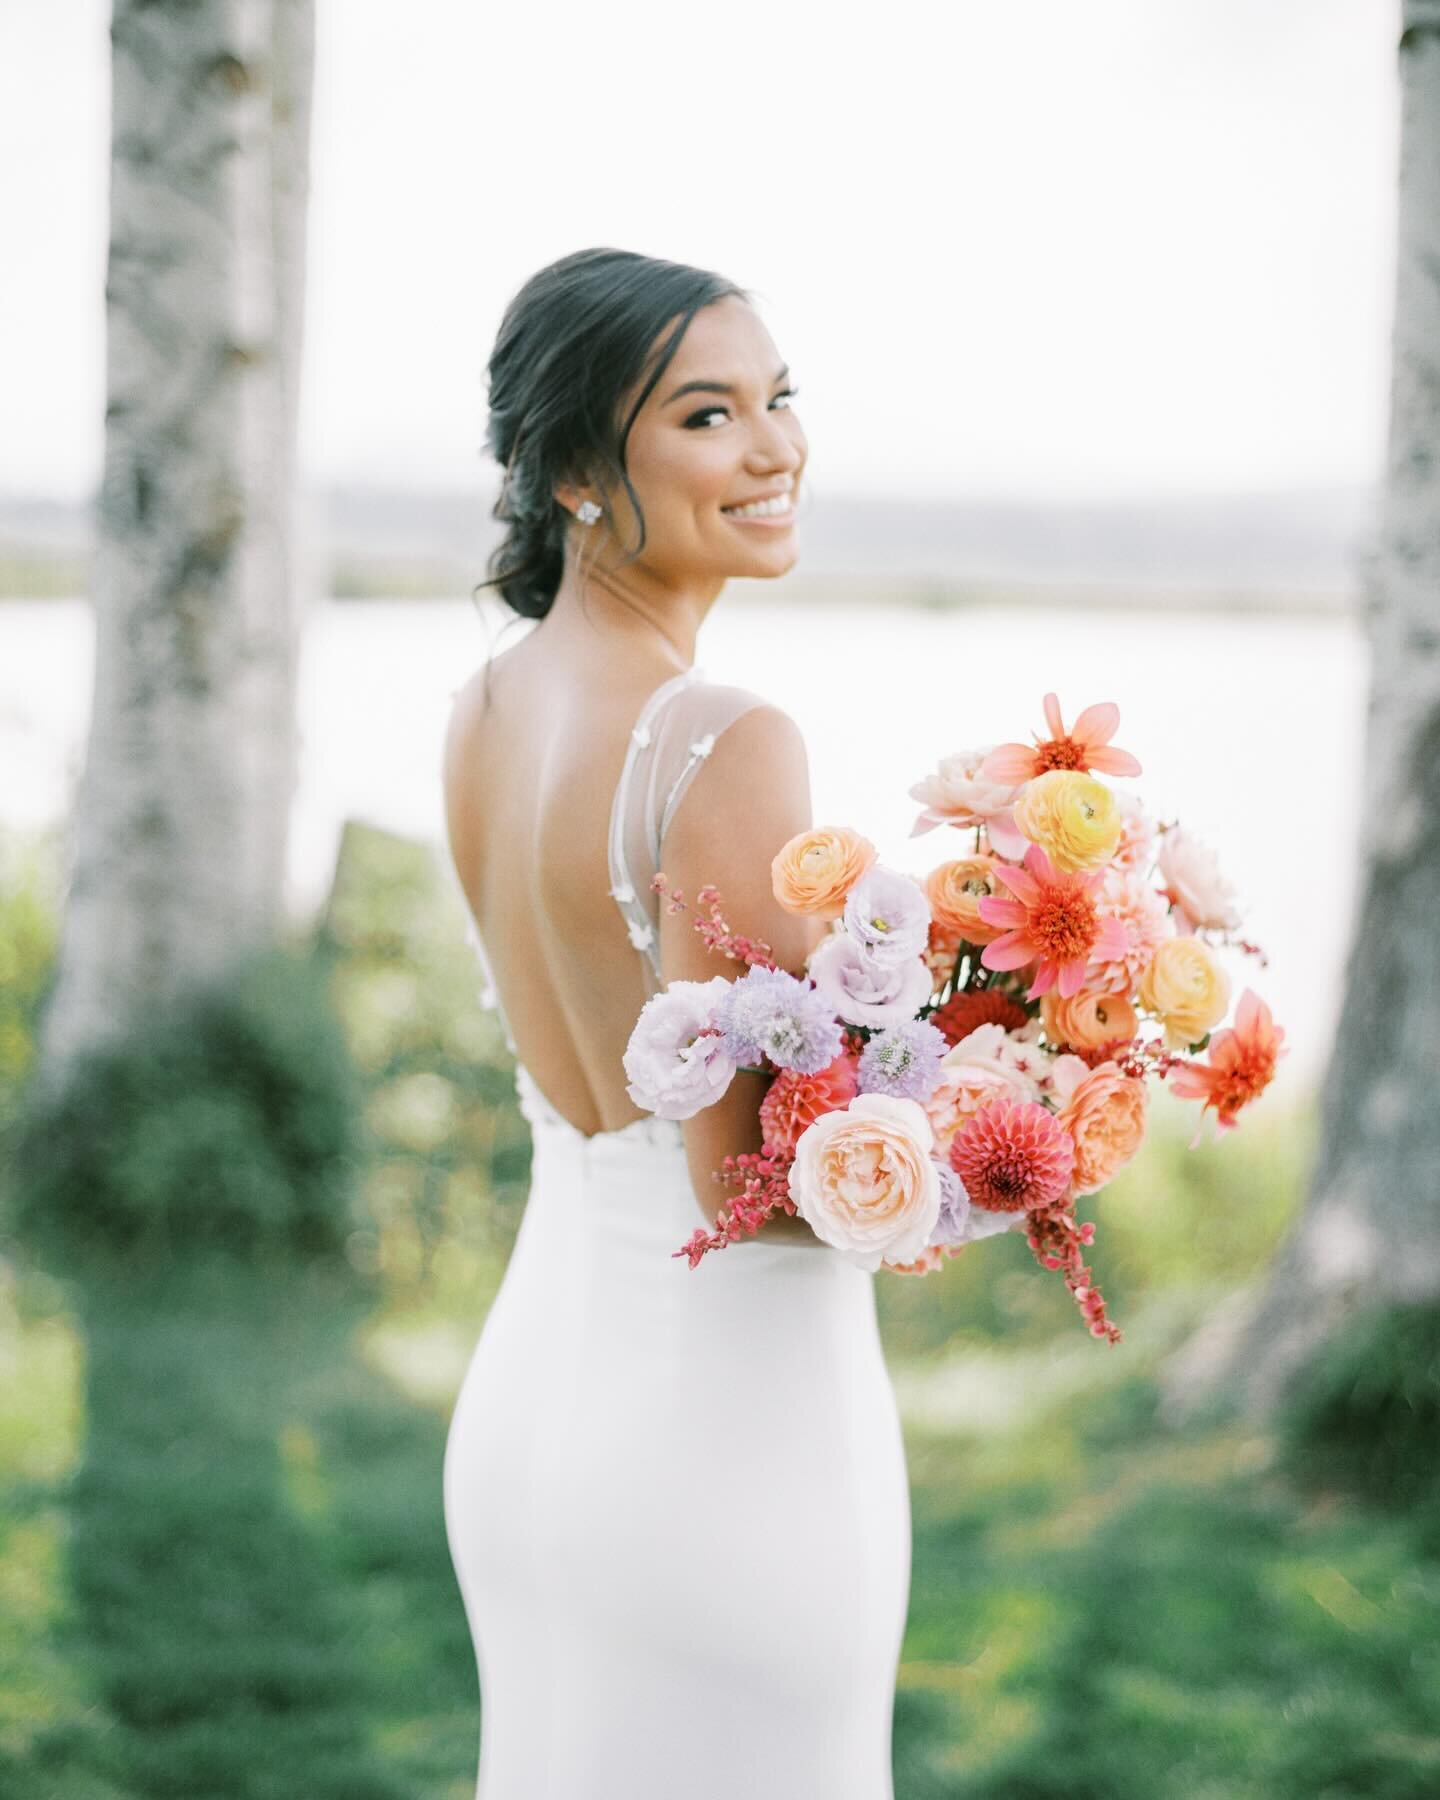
[
  {"x1": 606, "y1": 668, "x2": 768, "y2": 996},
  {"x1": 455, "y1": 667, "x2": 770, "y2": 1053}
]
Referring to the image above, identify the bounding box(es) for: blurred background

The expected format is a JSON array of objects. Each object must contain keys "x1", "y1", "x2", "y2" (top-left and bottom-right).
[{"x1": 3, "y1": 2, "x2": 1437, "y2": 1796}]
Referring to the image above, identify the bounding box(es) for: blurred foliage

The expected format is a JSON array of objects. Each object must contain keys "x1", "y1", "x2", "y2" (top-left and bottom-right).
[
  {"x1": 8, "y1": 939, "x2": 365, "y2": 1267},
  {"x1": 0, "y1": 1253, "x2": 471, "y2": 1799},
  {"x1": 0, "y1": 826, "x2": 62, "y2": 1142},
  {"x1": 1279, "y1": 1297, "x2": 1440, "y2": 1534},
  {"x1": 896, "y1": 1396, "x2": 1440, "y2": 1800},
  {"x1": 316, "y1": 819, "x2": 531, "y2": 1319}
]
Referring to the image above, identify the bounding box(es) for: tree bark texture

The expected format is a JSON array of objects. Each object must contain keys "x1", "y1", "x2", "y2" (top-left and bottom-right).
[
  {"x1": 1164, "y1": 1, "x2": 1440, "y2": 1418},
  {"x1": 39, "y1": 0, "x2": 316, "y2": 1083}
]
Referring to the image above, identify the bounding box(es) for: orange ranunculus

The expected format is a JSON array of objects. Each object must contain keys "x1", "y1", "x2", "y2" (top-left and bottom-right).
[
  {"x1": 1056, "y1": 1060, "x2": 1148, "y2": 1194},
  {"x1": 1040, "y1": 987, "x2": 1139, "y2": 1052},
  {"x1": 771, "y1": 826, "x2": 878, "y2": 919},
  {"x1": 923, "y1": 855, "x2": 1009, "y2": 945}
]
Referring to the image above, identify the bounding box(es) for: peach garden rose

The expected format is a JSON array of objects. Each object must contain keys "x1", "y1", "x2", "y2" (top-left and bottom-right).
[
  {"x1": 772, "y1": 826, "x2": 878, "y2": 919},
  {"x1": 789, "y1": 1093, "x2": 942, "y2": 1272}
]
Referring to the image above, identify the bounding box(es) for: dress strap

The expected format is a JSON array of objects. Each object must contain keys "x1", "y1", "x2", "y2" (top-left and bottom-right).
[{"x1": 606, "y1": 668, "x2": 768, "y2": 994}]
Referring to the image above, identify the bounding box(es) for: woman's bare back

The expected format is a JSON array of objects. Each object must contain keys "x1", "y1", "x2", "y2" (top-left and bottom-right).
[
  {"x1": 442, "y1": 637, "x2": 695, "y2": 1139},
  {"x1": 444, "y1": 632, "x2": 833, "y2": 1240}
]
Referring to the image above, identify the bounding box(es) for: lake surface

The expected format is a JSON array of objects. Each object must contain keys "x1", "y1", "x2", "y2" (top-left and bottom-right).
[{"x1": 1, "y1": 592, "x2": 1367, "y2": 1094}]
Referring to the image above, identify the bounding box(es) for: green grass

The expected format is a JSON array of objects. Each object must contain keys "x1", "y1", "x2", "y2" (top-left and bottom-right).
[{"x1": 4, "y1": 1258, "x2": 1439, "y2": 1798}]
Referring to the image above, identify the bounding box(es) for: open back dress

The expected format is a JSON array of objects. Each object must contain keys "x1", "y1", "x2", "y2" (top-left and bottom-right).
[{"x1": 442, "y1": 665, "x2": 912, "y2": 1799}]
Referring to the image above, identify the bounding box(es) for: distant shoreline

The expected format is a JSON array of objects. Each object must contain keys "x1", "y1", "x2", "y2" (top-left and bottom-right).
[{"x1": 0, "y1": 565, "x2": 1358, "y2": 618}]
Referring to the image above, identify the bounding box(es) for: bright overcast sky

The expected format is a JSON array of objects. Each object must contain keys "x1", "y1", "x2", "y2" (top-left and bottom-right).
[{"x1": 1, "y1": 0, "x2": 1399, "y2": 504}]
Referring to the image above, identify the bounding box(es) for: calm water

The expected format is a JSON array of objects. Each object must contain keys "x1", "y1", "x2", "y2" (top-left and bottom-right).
[{"x1": 1, "y1": 593, "x2": 1366, "y2": 1092}]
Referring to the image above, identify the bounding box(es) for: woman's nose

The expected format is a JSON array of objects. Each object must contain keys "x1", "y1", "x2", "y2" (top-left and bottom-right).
[{"x1": 749, "y1": 415, "x2": 803, "y2": 470}]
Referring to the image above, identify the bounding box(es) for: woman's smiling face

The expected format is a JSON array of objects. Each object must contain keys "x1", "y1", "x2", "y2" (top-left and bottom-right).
[{"x1": 592, "y1": 293, "x2": 807, "y2": 584}]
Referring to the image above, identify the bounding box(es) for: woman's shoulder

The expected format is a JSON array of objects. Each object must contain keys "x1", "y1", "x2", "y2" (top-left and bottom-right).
[{"x1": 677, "y1": 672, "x2": 797, "y2": 738}]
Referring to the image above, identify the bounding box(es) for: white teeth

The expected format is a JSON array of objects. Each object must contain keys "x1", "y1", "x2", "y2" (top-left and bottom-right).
[{"x1": 722, "y1": 492, "x2": 793, "y2": 519}]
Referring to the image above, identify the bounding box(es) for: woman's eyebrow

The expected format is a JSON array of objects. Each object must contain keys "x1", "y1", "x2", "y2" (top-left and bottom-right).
[{"x1": 662, "y1": 363, "x2": 790, "y2": 406}]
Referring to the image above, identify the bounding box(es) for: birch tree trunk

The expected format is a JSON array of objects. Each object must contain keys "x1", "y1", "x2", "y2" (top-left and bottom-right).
[
  {"x1": 1163, "y1": 0, "x2": 1440, "y2": 1419},
  {"x1": 37, "y1": 0, "x2": 316, "y2": 1085}
]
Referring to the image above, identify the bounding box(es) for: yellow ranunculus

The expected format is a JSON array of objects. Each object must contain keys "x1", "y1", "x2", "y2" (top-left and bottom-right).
[
  {"x1": 1013, "y1": 769, "x2": 1122, "y2": 873},
  {"x1": 1137, "y1": 937, "x2": 1232, "y2": 1050}
]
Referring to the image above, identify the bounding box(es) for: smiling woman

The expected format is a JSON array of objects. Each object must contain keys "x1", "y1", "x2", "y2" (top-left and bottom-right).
[
  {"x1": 442, "y1": 248, "x2": 911, "y2": 1799},
  {"x1": 472, "y1": 248, "x2": 806, "y2": 639}
]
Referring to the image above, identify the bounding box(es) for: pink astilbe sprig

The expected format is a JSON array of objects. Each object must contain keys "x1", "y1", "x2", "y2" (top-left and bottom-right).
[
  {"x1": 652, "y1": 873, "x2": 779, "y2": 970},
  {"x1": 1082, "y1": 1033, "x2": 1192, "y2": 1083},
  {"x1": 1024, "y1": 1202, "x2": 1122, "y2": 1344},
  {"x1": 672, "y1": 1141, "x2": 799, "y2": 1266},
  {"x1": 1229, "y1": 935, "x2": 1271, "y2": 969}
]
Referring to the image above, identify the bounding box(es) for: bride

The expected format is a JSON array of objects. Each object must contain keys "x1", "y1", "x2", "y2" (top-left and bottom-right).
[{"x1": 441, "y1": 247, "x2": 912, "y2": 1798}]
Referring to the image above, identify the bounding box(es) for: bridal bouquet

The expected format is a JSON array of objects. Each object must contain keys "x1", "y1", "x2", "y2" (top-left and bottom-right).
[{"x1": 622, "y1": 693, "x2": 1287, "y2": 1343}]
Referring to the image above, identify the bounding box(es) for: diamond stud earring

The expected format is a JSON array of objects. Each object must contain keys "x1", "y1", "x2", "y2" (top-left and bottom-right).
[{"x1": 576, "y1": 500, "x2": 602, "y2": 525}]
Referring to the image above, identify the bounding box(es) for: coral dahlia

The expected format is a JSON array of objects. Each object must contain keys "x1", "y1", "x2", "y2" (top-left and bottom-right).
[
  {"x1": 948, "y1": 1098, "x2": 1076, "y2": 1212},
  {"x1": 979, "y1": 693, "x2": 1143, "y2": 785},
  {"x1": 759, "y1": 1052, "x2": 860, "y2": 1154}
]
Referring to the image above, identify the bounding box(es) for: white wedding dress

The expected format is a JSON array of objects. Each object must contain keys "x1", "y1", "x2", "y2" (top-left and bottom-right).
[{"x1": 443, "y1": 667, "x2": 912, "y2": 1799}]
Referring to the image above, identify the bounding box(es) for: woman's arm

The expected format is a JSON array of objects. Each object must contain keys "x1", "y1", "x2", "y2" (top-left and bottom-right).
[{"x1": 656, "y1": 703, "x2": 834, "y2": 1245}]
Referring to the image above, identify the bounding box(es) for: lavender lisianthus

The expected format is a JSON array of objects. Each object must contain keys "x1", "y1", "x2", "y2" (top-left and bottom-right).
[
  {"x1": 843, "y1": 866, "x2": 932, "y2": 965},
  {"x1": 857, "y1": 1019, "x2": 949, "y2": 1103},
  {"x1": 928, "y1": 1157, "x2": 1025, "y2": 1247},
  {"x1": 714, "y1": 964, "x2": 844, "y2": 1075},
  {"x1": 622, "y1": 975, "x2": 737, "y2": 1120},
  {"x1": 927, "y1": 1161, "x2": 973, "y2": 1246},
  {"x1": 809, "y1": 932, "x2": 932, "y2": 1030}
]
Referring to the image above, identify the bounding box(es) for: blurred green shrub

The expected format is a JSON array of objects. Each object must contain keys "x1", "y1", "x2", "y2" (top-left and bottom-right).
[
  {"x1": 1279, "y1": 1296, "x2": 1440, "y2": 1520},
  {"x1": 8, "y1": 942, "x2": 365, "y2": 1265},
  {"x1": 318, "y1": 820, "x2": 530, "y2": 1310},
  {"x1": 0, "y1": 826, "x2": 61, "y2": 1138}
]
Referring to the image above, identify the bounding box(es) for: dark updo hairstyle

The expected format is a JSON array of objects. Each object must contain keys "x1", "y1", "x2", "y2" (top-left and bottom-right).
[{"x1": 473, "y1": 247, "x2": 751, "y2": 626}]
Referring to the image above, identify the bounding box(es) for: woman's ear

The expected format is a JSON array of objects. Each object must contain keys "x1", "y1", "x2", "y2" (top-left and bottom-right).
[{"x1": 553, "y1": 463, "x2": 601, "y2": 517}]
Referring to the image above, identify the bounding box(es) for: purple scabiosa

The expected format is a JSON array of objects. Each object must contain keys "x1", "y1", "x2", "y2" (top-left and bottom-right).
[
  {"x1": 715, "y1": 964, "x2": 845, "y2": 1075},
  {"x1": 857, "y1": 1019, "x2": 948, "y2": 1103}
]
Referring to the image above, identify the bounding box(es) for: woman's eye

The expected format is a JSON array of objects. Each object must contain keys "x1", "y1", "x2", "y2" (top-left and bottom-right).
[{"x1": 684, "y1": 387, "x2": 801, "y2": 430}]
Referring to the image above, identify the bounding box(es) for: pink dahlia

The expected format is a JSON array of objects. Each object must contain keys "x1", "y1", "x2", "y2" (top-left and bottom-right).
[
  {"x1": 976, "y1": 843, "x2": 1130, "y2": 1001},
  {"x1": 979, "y1": 693, "x2": 1143, "y2": 786},
  {"x1": 948, "y1": 1097, "x2": 1076, "y2": 1212}
]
